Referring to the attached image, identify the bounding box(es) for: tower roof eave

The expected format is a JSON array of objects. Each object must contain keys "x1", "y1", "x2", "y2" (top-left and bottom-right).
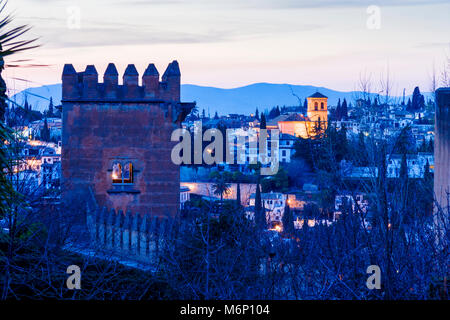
[{"x1": 308, "y1": 92, "x2": 328, "y2": 98}]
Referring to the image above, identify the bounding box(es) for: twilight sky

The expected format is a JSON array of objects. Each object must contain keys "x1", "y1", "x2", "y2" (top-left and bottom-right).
[{"x1": 4, "y1": 0, "x2": 450, "y2": 96}]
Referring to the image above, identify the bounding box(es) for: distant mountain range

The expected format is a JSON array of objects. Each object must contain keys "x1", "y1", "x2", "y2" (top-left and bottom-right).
[{"x1": 11, "y1": 83, "x2": 432, "y2": 115}]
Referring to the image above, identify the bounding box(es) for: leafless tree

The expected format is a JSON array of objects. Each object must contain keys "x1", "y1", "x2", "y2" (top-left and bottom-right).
[
  {"x1": 440, "y1": 45, "x2": 450, "y2": 87},
  {"x1": 379, "y1": 63, "x2": 393, "y2": 106}
]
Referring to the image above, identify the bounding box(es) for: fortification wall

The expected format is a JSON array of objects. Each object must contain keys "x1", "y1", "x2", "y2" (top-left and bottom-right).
[{"x1": 86, "y1": 207, "x2": 177, "y2": 264}]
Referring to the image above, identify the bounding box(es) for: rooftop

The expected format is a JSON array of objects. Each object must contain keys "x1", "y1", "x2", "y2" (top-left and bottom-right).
[
  {"x1": 250, "y1": 192, "x2": 284, "y2": 200},
  {"x1": 267, "y1": 113, "x2": 309, "y2": 126},
  {"x1": 308, "y1": 92, "x2": 328, "y2": 99}
]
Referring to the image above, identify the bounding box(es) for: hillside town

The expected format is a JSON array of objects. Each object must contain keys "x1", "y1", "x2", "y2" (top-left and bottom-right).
[{"x1": 5, "y1": 84, "x2": 438, "y2": 233}]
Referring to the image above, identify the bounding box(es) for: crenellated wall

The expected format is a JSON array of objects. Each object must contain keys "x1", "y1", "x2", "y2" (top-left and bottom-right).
[
  {"x1": 62, "y1": 61, "x2": 181, "y2": 102},
  {"x1": 86, "y1": 207, "x2": 178, "y2": 263},
  {"x1": 61, "y1": 61, "x2": 194, "y2": 218}
]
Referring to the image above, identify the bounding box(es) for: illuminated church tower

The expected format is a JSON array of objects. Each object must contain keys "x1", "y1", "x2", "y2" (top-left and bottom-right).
[
  {"x1": 276, "y1": 91, "x2": 329, "y2": 139},
  {"x1": 307, "y1": 92, "x2": 328, "y2": 133}
]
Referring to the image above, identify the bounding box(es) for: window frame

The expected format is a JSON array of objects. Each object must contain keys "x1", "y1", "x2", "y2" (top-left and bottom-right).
[{"x1": 111, "y1": 160, "x2": 134, "y2": 185}]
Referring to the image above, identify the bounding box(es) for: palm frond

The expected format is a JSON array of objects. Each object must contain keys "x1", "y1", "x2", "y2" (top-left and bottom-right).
[{"x1": 0, "y1": 0, "x2": 38, "y2": 209}]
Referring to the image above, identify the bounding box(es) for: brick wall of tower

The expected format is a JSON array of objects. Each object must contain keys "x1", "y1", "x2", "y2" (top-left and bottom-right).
[
  {"x1": 435, "y1": 88, "x2": 450, "y2": 212},
  {"x1": 61, "y1": 61, "x2": 194, "y2": 218}
]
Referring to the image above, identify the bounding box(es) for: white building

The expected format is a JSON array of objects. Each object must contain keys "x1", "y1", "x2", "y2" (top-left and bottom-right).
[
  {"x1": 180, "y1": 186, "x2": 191, "y2": 209},
  {"x1": 12, "y1": 141, "x2": 61, "y2": 193},
  {"x1": 247, "y1": 192, "x2": 286, "y2": 226},
  {"x1": 334, "y1": 120, "x2": 360, "y2": 135},
  {"x1": 279, "y1": 133, "x2": 296, "y2": 163},
  {"x1": 334, "y1": 192, "x2": 370, "y2": 219},
  {"x1": 386, "y1": 153, "x2": 434, "y2": 178},
  {"x1": 29, "y1": 118, "x2": 62, "y2": 140}
]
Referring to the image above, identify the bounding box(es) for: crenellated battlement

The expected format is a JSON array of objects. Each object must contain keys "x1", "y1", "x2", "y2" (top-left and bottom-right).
[
  {"x1": 62, "y1": 61, "x2": 181, "y2": 102},
  {"x1": 85, "y1": 206, "x2": 179, "y2": 263}
]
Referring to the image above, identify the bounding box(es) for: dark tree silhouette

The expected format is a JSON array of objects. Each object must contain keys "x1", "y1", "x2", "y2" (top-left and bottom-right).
[
  {"x1": 236, "y1": 182, "x2": 241, "y2": 208},
  {"x1": 40, "y1": 117, "x2": 50, "y2": 141},
  {"x1": 282, "y1": 203, "x2": 294, "y2": 234},
  {"x1": 399, "y1": 152, "x2": 408, "y2": 180},
  {"x1": 341, "y1": 98, "x2": 348, "y2": 120},
  {"x1": 410, "y1": 86, "x2": 425, "y2": 111},
  {"x1": 48, "y1": 97, "x2": 54, "y2": 116},
  {"x1": 260, "y1": 113, "x2": 266, "y2": 129},
  {"x1": 254, "y1": 175, "x2": 265, "y2": 228},
  {"x1": 335, "y1": 98, "x2": 341, "y2": 120}
]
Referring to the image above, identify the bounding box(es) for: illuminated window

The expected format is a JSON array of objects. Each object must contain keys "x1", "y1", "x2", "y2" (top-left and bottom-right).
[
  {"x1": 123, "y1": 163, "x2": 133, "y2": 183},
  {"x1": 112, "y1": 161, "x2": 133, "y2": 184},
  {"x1": 112, "y1": 162, "x2": 122, "y2": 183}
]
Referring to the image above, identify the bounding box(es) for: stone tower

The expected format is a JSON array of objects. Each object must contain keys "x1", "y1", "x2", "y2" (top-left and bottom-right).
[
  {"x1": 434, "y1": 87, "x2": 450, "y2": 227},
  {"x1": 61, "y1": 61, "x2": 194, "y2": 218},
  {"x1": 307, "y1": 92, "x2": 328, "y2": 133}
]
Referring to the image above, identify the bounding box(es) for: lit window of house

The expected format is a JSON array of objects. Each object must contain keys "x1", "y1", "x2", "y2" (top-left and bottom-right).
[
  {"x1": 112, "y1": 161, "x2": 133, "y2": 184},
  {"x1": 123, "y1": 162, "x2": 133, "y2": 183}
]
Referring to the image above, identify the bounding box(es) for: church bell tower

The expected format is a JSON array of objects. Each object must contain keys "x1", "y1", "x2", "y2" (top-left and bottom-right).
[{"x1": 307, "y1": 92, "x2": 328, "y2": 131}]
